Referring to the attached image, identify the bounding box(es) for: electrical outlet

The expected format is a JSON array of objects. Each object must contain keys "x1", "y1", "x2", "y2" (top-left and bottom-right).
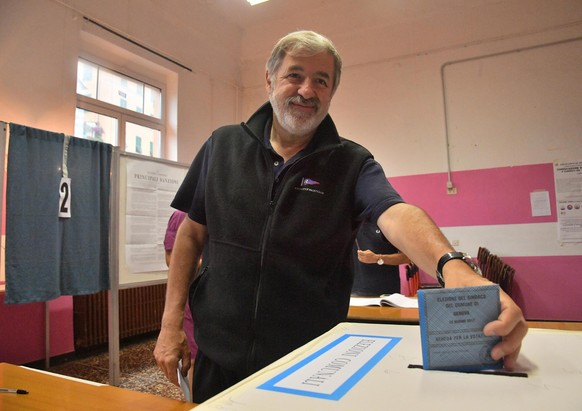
[{"x1": 446, "y1": 181, "x2": 457, "y2": 195}]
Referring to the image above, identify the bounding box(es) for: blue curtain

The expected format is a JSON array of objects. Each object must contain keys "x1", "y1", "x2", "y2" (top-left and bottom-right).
[{"x1": 5, "y1": 123, "x2": 112, "y2": 304}]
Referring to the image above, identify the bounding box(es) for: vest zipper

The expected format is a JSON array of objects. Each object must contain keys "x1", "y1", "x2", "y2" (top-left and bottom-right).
[
  {"x1": 240, "y1": 121, "x2": 338, "y2": 372},
  {"x1": 244, "y1": 123, "x2": 277, "y2": 372}
]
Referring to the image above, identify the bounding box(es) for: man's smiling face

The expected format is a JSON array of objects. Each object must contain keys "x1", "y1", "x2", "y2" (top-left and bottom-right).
[{"x1": 267, "y1": 52, "x2": 335, "y2": 138}]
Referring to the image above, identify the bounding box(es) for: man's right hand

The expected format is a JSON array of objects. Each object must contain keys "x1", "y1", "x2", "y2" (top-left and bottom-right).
[{"x1": 154, "y1": 325, "x2": 191, "y2": 386}]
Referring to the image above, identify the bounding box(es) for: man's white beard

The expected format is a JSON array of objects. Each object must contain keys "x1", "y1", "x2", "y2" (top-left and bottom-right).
[{"x1": 270, "y1": 94, "x2": 327, "y2": 137}]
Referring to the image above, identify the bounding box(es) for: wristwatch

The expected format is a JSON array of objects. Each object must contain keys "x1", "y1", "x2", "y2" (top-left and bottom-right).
[
  {"x1": 377, "y1": 257, "x2": 384, "y2": 265},
  {"x1": 436, "y1": 252, "x2": 482, "y2": 287}
]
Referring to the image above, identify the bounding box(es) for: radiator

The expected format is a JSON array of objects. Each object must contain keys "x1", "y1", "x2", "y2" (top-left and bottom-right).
[{"x1": 73, "y1": 283, "x2": 166, "y2": 350}]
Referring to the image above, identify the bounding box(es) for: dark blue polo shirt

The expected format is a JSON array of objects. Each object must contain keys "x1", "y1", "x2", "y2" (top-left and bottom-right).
[{"x1": 173, "y1": 118, "x2": 404, "y2": 226}]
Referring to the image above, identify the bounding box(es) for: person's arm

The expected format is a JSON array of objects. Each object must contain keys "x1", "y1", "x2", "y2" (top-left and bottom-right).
[
  {"x1": 377, "y1": 202, "x2": 528, "y2": 370},
  {"x1": 165, "y1": 250, "x2": 172, "y2": 267},
  {"x1": 357, "y1": 249, "x2": 411, "y2": 265},
  {"x1": 154, "y1": 216, "x2": 207, "y2": 385}
]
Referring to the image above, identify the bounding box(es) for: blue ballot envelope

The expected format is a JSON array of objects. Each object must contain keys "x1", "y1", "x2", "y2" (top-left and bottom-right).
[{"x1": 418, "y1": 285, "x2": 503, "y2": 371}]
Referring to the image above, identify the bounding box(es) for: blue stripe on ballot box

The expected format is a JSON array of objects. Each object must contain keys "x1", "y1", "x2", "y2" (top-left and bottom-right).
[{"x1": 257, "y1": 333, "x2": 401, "y2": 400}]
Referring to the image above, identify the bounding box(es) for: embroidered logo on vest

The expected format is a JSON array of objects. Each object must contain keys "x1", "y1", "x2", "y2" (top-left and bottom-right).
[
  {"x1": 301, "y1": 178, "x2": 320, "y2": 187},
  {"x1": 295, "y1": 177, "x2": 324, "y2": 195}
]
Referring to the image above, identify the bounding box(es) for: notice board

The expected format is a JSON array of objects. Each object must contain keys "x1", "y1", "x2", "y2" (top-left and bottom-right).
[{"x1": 117, "y1": 153, "x2": 188, "y2": 288}]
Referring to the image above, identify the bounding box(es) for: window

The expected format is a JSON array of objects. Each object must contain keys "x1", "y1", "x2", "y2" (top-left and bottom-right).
[{"x1": 75, "y1": 58, "x2": 163, "y2": 157}]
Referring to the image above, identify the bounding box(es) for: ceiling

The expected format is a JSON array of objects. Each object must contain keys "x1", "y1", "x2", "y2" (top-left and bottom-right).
[
  {"x1": 201, "y1": 0, "x2": 506, "y2": 31},
  {"x1": 202, "y1": 0, "x2": 334, "y2": 28}
]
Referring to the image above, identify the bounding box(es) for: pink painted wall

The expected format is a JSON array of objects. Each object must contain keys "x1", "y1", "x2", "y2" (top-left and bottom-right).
[
  {"x1": 0, "y1": 293, "x2": 74, "y2": 364},
  {"x1": 390, "y1": 163, "x2": 582, "y2": 321},
  {"x1": 389, "y1": 163, "x2": 556, "y2": 227},
  {"x1": 399, "y1": 255, "x2": 582, "y2": 321},
  {"x1": 506, "y1": 256, "x2": 582, "y2": 321},
  {"x1": 1, "y1": 161, "x2": 578, "y2": 366}
]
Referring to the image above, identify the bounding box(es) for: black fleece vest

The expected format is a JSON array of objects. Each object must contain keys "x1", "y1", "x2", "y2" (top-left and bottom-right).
[{"x1": 192, "y1": 105, "x2": 372, "y2": 375}]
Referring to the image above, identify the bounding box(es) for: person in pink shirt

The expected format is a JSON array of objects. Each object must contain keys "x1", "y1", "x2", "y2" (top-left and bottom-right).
[{"x1": 164, "y1": 210, "x2": 198, "y2": 388}]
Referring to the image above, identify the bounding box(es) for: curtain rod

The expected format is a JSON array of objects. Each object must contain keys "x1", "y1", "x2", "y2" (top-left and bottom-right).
[{"x1": 83, "y1": 16, "x2": 193, "y2": 72}]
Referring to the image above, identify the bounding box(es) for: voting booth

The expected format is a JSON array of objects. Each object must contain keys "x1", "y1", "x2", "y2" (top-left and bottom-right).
[{"x1": 0, "y1": 122, "x2": 188, "y2": 383}]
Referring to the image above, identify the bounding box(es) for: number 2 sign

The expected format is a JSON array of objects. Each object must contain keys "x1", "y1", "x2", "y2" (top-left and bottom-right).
[{"x1": 59, "y1": 177, "x2": 71, "y2": 218}]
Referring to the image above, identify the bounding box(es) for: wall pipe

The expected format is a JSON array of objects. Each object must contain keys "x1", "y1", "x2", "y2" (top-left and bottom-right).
[{"x1": 440, "y1": 35, "x2": 582, "y2": 192}]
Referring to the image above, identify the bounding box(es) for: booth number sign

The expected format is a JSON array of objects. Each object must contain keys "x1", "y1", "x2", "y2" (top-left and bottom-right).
[{"x1": 59, "y1": 177, "x2": 71, "y2": 218}]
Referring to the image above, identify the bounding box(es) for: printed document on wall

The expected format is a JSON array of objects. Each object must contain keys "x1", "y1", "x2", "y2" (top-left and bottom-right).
[
  {"x1": 554, "y1": 160, "x2": 582, "y2": 243},
  {"x1": 125, "y1": 157, "x2": 186, "y2": 272}
]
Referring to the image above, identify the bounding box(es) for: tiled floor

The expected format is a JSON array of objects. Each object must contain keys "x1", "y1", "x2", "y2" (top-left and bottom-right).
[{"x1": 43, "y1": 333, "x2": 185, "y2": 401}]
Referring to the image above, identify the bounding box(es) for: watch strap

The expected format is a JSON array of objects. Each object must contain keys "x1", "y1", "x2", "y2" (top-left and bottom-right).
[{"x1": 436, "y1": 252, "x2": 481, "y2": 287}]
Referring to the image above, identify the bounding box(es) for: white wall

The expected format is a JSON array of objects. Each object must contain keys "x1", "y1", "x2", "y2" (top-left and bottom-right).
[
  {"x1": 234, "y1": 0, "x2": 582, "y2": 300},
  {"x1": 0, "y1": 1, "x2": 79, "y2": 134},
  {"x1": 2, "y1": 0, "x2": 580, "y2": 171},
  {"x1": 239, "y1": 0, "x2": 582, "y2": 178},
  {"x1": 0, "y1": 0, "x2": 245, "y2": 363},
  {"x1": 0, "y1": 0, "x2": 242, "y2": 164}
]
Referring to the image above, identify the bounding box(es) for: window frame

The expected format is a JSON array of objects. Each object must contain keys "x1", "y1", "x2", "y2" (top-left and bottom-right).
[{"x1": 75, "y1": 56, "x2": 166, "y2": 158}]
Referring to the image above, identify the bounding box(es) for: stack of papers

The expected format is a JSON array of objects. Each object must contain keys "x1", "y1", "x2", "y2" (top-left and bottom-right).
[
  {"x1": 177, "y1": 359, "x2": 191, "y2": 401},
  {"x1": 349, "y1": 293, "x2": 418, "y2": 308}
]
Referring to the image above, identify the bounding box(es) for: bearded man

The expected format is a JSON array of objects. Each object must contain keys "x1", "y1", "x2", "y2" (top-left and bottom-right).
[{"x1": 154, "y1": 30, "x2": 527, "y2": 404}]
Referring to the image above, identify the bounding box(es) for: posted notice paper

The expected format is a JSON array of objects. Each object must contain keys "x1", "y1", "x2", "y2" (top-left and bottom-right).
[{"x1": 554, "y1": 160, "x2": 582, "y2": 242}]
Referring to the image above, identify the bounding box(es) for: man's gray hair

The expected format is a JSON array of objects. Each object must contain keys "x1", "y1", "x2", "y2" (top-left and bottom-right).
[{"x1": 266, "y1": 30, "x2": 342, "y2": 93}]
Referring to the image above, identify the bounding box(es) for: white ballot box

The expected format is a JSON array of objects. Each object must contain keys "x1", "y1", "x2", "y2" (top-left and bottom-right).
[{"x1": 195, "y1": 322, "x2": 582, "y2": 411}]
